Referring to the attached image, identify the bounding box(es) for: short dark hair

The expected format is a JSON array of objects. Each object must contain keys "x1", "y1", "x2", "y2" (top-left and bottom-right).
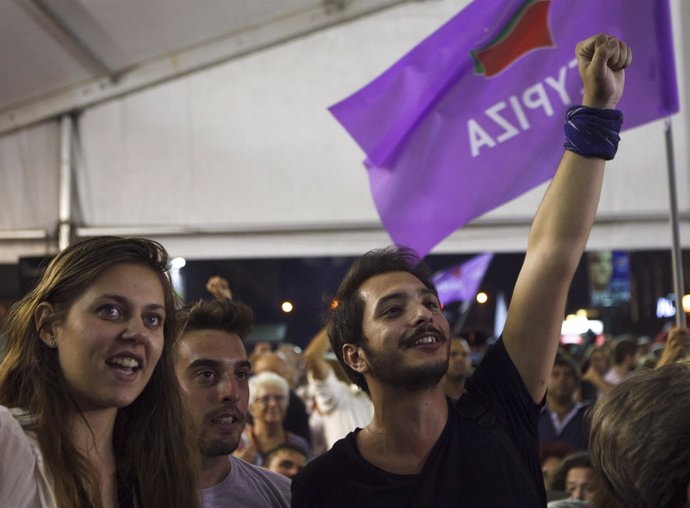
[
  {"x1": 176, "y1": 298, "x2": 253, "y2": 349},
  {"x1": 612, "y1": 339, "x2": 638, "y2": 365},
  {"x1": 587, "y1": 362, "x2": 690, "y2": 508},
  {"x1": 326, "y1": 246, "x2": 436, "y2": 393},
  {"x1": 549, "y1": 451, "x2": 594, "y2": 491},
  {"x1": 264, "y1": 442, "x2": 308, "y2": 465},
  {"x1": 554, "y1": 353, "x2": 582, "y2": 383}
]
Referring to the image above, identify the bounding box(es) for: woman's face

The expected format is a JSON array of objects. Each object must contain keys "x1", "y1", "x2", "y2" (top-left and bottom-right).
[
  {"x1": 40, "y1": 263, "x2": 166, "y2": 413},
  {"x1": 250, "y1": 385, "x2": 287, "y2": 425}
]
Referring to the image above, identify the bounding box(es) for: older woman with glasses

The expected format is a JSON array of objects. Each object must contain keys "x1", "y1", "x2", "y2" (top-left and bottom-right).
[{"x1": 234, "y1": 371, "x2": 311, "y2": 467}]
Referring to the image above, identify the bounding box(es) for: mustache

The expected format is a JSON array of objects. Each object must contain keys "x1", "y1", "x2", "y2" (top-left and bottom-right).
[
  {"x1": 401, "y1": 323, "x2": 447, "y2": 347},
  {"x1": 204, "y1": 405, "x2": 245, "y2": 423}
]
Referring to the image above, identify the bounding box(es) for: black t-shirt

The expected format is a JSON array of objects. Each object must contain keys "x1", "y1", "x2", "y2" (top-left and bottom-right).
[
  {"x1": 284, "y1": 389, "x2": 311, "y2": 444},
  {"x1": 292, "y1": 339, "x2": 545, "y2": 507}
]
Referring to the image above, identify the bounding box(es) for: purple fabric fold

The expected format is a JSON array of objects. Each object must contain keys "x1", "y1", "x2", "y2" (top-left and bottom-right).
[{"x1": 330, "y1": 0, "x2": 679, "y2": 256}]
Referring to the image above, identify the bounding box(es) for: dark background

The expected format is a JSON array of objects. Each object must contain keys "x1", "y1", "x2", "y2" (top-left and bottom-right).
[{"x1": 3, "y1": 249, "x2": 679, "y2": 349}]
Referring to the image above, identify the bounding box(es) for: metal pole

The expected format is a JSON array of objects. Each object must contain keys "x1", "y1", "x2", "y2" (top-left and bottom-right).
[
  {"x1": 58, "y1": 114, "x2": 73, "y2": 251},
  {"x1": 664, "y1": 118, "x2": 686, "y2": 327}
]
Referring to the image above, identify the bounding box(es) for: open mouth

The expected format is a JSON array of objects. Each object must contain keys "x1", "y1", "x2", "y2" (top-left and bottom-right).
[
  {"x1": 411, "y1": 335, "x2": 440, "y2": 346},
  {"x1": 106, "y1": 355, "x2": 141, "y2": 374},
  {"x1": 210, "y1": 415, "x2": 237, "y2": 425},
  {"x1": 404, "y1": 327, "x2": 445, "y2": 348}
]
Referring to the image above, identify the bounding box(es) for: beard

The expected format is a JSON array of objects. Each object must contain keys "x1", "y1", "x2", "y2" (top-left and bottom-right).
[
  {"x1": 363, "y1": 341, "x2": 449, "y2": 392},
  {"x1": 198, "y1": 432, "x2": 241, "y2": 457}
]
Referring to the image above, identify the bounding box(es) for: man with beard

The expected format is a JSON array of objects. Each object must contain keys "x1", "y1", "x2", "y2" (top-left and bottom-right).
[
  {"x1": 292, "y1": 34, "x2": 631, "y2": 507},
  {"x1": 174, "y1": 298, "x2": 291, "y2": 507}
]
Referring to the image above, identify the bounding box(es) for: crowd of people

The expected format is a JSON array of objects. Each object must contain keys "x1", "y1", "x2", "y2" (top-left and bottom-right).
[
  {"x1": 537, "y1": 325, "x2": 690, "y2": 506},
  {"x1": 1, "y1": 33, "x2": 689, "y2": 508}
]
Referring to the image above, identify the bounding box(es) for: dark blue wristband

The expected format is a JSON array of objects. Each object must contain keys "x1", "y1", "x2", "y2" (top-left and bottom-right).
[{"x1": 564, "y1": 106, "x2": 623, "y2": 160}]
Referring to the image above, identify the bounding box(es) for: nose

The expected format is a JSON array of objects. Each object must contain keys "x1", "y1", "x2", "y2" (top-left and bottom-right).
[
  {"x1": 217, "y1": 376, "x2": 240, "y2": 403},
  {"x1": 265, "y1": 395, "x2": 280, "y2": 408},
  {"x1": 572, "y1": 485, "x2": 584, "y2": 500},
  {"x1": 412, "y1": 301, "x2": 433, "y2": 326},
  {"x1": 121, "y1": 318, "x2": 148, "y2": 344}
]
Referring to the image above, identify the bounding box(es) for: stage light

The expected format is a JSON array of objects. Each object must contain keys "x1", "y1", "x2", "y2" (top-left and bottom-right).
[
  {"x1": 171, "y1": 257, "x2": 186, "y2": 269},
  {"x1": 281, "y1": 301, "x2": 294, "y2": 313},
  {"x1": 683, "y1": 295, "x2": 690, "y2": 313}
]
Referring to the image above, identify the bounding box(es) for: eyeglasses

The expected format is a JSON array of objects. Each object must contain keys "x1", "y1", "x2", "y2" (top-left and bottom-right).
[{"x1": 255, "y1": 394, "x2": 286, "y2": 406}]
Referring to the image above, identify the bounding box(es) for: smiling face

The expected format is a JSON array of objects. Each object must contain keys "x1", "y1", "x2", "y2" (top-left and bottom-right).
[
  {"x1": 174, "y1": 329, "x2": 250, "y2": 458},
  {"x1": 354, "y1": 271, "x2": 450, "y2": 392},
  {"x1": 250, "y1": 384, "x2": 288, "y2": 425},
  {"x1": 40, "y1": 263, "x2": 166, "y2": 413}
]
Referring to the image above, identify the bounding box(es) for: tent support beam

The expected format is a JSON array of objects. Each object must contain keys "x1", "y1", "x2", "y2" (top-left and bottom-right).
[
  {"x1": 1, "y1": 0, "x2": 408, "y2": 136},
  {"x1": 58, "y1": 114, "x2": 74, "y2": 251}
]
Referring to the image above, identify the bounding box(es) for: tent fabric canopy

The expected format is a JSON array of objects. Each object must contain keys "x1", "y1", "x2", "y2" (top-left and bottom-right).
[{"x1": 1, "y1": 0, "x2": 689, "y2": 262}]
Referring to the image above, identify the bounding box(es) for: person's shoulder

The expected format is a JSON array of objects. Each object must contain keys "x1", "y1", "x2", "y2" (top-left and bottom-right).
[
  {"x1": 229, "y1": 455, "x2": 290, "y2": 487},
  {"x1": 209, "y1": 456, "x2": 290, "y2": 508},
  {"x1": 296, "y1": 433, "x2": 354, "y2": 480},
  {"x1": 575, "y1": 401, "x2": 592, "y2": 415},
  {"x1": 0, "y1": 405, "x2": 13, "y2": 423},
  {"x1": 292, "y1": 443, "x2": 349, "y2": 505},
  {"x1": 0, "y1": 406, "x2": 33, "y2": 438}
]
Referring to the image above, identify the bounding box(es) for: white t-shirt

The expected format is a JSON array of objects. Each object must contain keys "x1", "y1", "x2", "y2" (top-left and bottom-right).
[
  {"x1": 201, "y1": 455, "x2": 291, "y2": 508},
  {"x1": 307, "y1": 366, "x2": 374, "y2": 450},
  {"x1": 0, "y1": 406, "x2": 57, "y2": 508}
]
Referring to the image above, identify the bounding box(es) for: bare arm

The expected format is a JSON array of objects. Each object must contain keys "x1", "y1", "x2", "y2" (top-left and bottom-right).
[
  {"x1": 502, "y1": 34, "x2": 632, "y2": 402},
  {"x1": 206, "y1": 275, "x2": 233, "y2": 300},
  {"x1": 656, "y1": 327, "x2": 690, "y2": 368},
  {"x1": 582, "y1": 367, "x2": 612, "y2": 394},
  {"x1": 304, "y1": 327, "x2": 332, "y2": 381}
]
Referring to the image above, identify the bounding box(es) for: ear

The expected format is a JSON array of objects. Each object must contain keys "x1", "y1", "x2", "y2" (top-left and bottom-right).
[
  {"x1": 34, "y1": 302, "x2": 58, "y2": 348},
  {"x1": 342, "y1": 343, "x2": 369, "y2": 375}
]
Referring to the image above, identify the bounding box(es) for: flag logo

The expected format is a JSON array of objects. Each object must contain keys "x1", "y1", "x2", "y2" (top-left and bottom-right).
[{"x1": 471, "y1": 0, "x2": 554, "y2": 78}]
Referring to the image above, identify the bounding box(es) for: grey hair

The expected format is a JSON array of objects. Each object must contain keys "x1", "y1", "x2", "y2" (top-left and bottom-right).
[{"x1": 248, "y1": 371, "x2": 290, "y2": 408}]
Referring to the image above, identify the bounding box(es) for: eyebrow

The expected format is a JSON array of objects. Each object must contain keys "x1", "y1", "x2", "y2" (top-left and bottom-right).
[
  {"x1": 187, "y1": 359, "x2": 251, "y2": 370},
  {"x1": 374, "y1": 288, "x2": 437, "y2": 313}
]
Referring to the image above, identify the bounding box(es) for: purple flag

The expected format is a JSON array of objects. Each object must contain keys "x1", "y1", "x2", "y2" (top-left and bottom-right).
[
  {"x1": 330, "y1": 0, "x2": 679, "y2": 257},
  {"x1": 433, "y1": 253, "x2": 493, "y2": 305}
]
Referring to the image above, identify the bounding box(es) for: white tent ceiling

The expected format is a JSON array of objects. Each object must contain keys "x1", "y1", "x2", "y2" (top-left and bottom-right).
[
  {"x1": 1, "y1": 0, "x2": 689, "y2": 263},
  {"x1": 0, "y1": 0, "x2": 406, "y2": 133}
]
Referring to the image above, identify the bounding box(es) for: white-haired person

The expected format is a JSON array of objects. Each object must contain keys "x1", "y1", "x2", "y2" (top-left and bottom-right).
[{"x1": 234, "y1": 371, "x2": 311, "y2": 467}]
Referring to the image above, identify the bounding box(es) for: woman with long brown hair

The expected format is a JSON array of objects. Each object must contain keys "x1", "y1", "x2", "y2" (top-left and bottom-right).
[{"x1": 0, "y1": 237, "x2": 200, "y2": 508}]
